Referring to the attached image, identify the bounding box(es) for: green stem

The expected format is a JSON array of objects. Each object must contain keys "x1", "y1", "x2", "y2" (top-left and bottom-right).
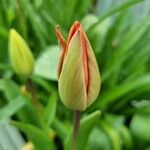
[
  {"x1": 26, "y1": 78, "x2": 45, "y2": 129},
  {"x1": 27, "y1": 79, "x2": 40, "y2": 109},
  {"x1": 72, "y1": 111, "x2": 81, "y2": 150}
]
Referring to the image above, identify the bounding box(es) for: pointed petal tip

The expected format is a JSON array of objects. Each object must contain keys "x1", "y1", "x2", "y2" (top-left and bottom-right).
[
  {"x1": 10, "y1": 28, "x2": 17, "y2": 37},
  {"x1": 74, "y1": 21, "x2": 80, "y2": 25},
  {"x1": 10, "y1": 28, "x2": 14, "y2": 33},
  {"x1": 74, "y1": 21, "x2": 80, "y2": 29},
  {"x1": 55, "y1": 24, "x2": 60, "y2": 30},
  {"x1": 9, "y1": 29, "x2": 20, "y2": 43},
  {"x1": 55, "y1": 25, "x2": 66, "y2": 49},
  {"x1": 55, "y1": 25, "x2": 60, "y2": 35}
]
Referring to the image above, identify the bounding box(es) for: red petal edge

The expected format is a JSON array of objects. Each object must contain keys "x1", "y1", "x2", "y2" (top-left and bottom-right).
[
  {"x1": 55, "y1": 25, "x2": 67, "y2": 77},
  {"x1": 80, "y1": 26, "x2": 89, "y2": 93},
  {"x1": 55, "y1": 25, "x2": 66, "y2": 50},
  {"x1": 67, "y1": 21, "x2": 80, "y2": 43}
]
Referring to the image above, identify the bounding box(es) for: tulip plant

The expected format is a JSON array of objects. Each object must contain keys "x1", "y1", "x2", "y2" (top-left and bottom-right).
[
  {"x1": 8, "y1": 21, "x2": 101, "y2": 150},
  {"x1": 0, "y1": 0, "x2": 150, "y2": 150},
  {"x1": 56, "y1": 21, "x2": 101, "y2": 149}
]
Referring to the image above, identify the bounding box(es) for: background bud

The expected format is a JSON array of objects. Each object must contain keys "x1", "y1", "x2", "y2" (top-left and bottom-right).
[{"x1": 9, "y1": 29, "x2": 34, "y2": 77}]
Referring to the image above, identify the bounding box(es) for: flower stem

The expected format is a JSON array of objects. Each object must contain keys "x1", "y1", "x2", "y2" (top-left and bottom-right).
[
  {"x1": 72, "y1": 111, "x2": 81, "y2": 150},
  {"x1": 26, "y1": 78, "x2": 44, "y2": 128},
  {"x1": 27, "y1": 79, "x2": 40, "y2": 110}
]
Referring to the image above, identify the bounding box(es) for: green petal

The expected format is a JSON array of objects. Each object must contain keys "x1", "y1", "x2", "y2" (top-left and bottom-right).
[
  {"x1": 85, "y1": 35, "x2": 101, "y2": 107},
  {"x1": 59, "y1": 31, "x2": 87, "y2": 111}
]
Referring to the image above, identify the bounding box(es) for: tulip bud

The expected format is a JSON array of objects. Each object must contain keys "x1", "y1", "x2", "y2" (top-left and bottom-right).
[
  {"x1": 56, "y1": 21, "x2": 101, "y2": 111},
  {"x1": 9, "y1": 29, "x2": 34, "y2": 77}
]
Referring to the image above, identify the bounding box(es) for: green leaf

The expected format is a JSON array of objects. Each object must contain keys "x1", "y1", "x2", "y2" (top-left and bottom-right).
[
  {"x1": 65, "y1": 110, "x2": 101, "y2": 150},
  {"x1": 107, "y1": 18, "x2": 150, "y2": 85},
  {"x1": 19, "y1": 0, "x2": 48, "y2": 47},
  {"x1": 0, "y1": 97, "x2": 26, "y2": 123},
  {"x1": 98, "y1": 121, "x2": 122, "y2": 150},
  {"x1": 0, "y1": 79, "x2": 4, "y2": 91},
  {"x1": 86, "y1": 127, "x2": 111, "y2": 150},
  {"x1": 12, "y1": 121, "x2": 56, "y2": 150},
  {"x1": 2, "y1": 79, "x2": 41, "y2": 126},
  {"x1": 95, "y1": 74, "x2": 150, "y2": 110},
  {"x1": 44, "y1": 93, "x2": 57, "y2": 126},
  {"x1": 74, "y1": 0, "x2": 92, "y2": 18},
  {"x1": 34, "y1": 45, "x2": 59, "y2": 81},
  {"x1": 32, "y1": 76, "x2": 56, "y2": 93},
  {"x1": 144, "y1": 147, "x2": 150, "y2": 150},
  {"x1": 63, "y1": 0, "x2": 77, "y2": 26},
  {"x1": 0, "y1": 63, "x2": 10, "y2": 71},
  {"x1": 102, "y1": 17, "x2": 150, "y2": 82},
  {"x1": 3, "y1": 79, "x2": 20, "y2": 102},
  {"x1": 119, "y1": 125, "x2": 133, "y2": 150},
  {"x1": 0, "y1": 27, "x2": 8, "y2": 39},
  {"x1": 40, "y1": 0, "x2": 62, "y2": 26},
  {"x1": 52, "y1": 118, "x2": 71, "y2": 142},
  {"x1": 130, "y1": 114, "x2": 150, "y2": 142},
  {"x1": 104, "y1": 114, "x2": 133, "y2": 150},
  {"x1": 88, "y1": 0, "x2": 144, "y2": 32}
]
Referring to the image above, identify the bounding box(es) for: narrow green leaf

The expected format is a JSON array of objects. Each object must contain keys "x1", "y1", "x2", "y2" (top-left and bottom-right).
[
  {"x1": 102, "y1": 17, "x2": 150, "y2": 82},
  {"x1": 144, "y1": 146, "x2": 150, "y2": 150},
  {"x1": 98, "y1": 121, "x2": 122, "y2": 150},
  {"x1": 86, "y1": 127, "x2": 111, "y2": 150},
  {"x1": 44, "y1": 93, "x2": 57, "y2": 126},
  {"x1": 32, "y1": 76, "x2": 56, "y2": 93},
  {"x1": 95, "y1": 74, "x2": 150, "y2": 110},
  {"x1": 40, "y1": 0, "x2": 62, "y2": 26},
  {"x1": 2, "y1": 79, "x2": 42, "y2": 126},
  {"x1": 12, "y1": 121, "x2": 56, "y2": 150},
  {"x1": 0, "y1": 97, "x2": 26, "y2": 123},
  {"x1": 0, "y1": 63, "x2": 10, "y2": 71},
  {"x1": 41, "y1": 10, "x2": 57, "y2": 29},
  {"x1": 104, "y1": 114, "x2": 133, "y2": 150},
  {"x1": 109, "y1": 18, "x2": 150, "y2": 85},
  {"x1": 74, "y1": 0, "x2": 92, "y2": 18},
  {"x1": 65, "y1": 110, "x2": 101, "y2": 150},
  {"x1": 88, "y1": 0, "x2": 144, "y2": 32},
  {"x1": 119, "y1": 125, "x2": 133, "y2": 150},
  {"x1": 0, "y1": 27, "x2": 8, "y2": 39},
  {"x1": 0, "y1": 79, "x2": 4, "y2": 91},
  {"x1": 52, "y1": 119, "x2": 70, "y2": 142},
  {"x1": 3, "y1": 79, "x2": 20, "y2": 102},
  {"x1": 101, "y1": 12, "x2": 126, "y2": 69},
  {"x1": 63, "y1": 0, "x2": 77, "y2": 26},
  {"x1": 19, "y1": 0, "x2": 48, "y2": 47}
]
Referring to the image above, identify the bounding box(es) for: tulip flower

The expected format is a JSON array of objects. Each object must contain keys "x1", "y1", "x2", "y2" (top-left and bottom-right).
[
  {"x1": 9, "y1": 29, "x2": 34, "y2": 77},
  {"x1": 56, "y1": 21, "x2": 101, "y2": 111}
]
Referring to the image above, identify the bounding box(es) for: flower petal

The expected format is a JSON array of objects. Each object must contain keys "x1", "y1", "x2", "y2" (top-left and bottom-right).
[
  {"x1": 55, "y1": 25, "x2": 67, "y2": 77},
  {"x1": 80, "y1": 27, "x2": 89, "y2": 91},
  {"x1": 67, "y1": 21, "x2": 80, "y2": 43},
  {"x1": 59, "y1": 30, "x2": 87, "y2": 111},
  {"x1": 55, "y1": 25, "x2": 66, "y2": 50},
  {"x1": 82, "y1": 31, "x2": 101, "y2": 107}
]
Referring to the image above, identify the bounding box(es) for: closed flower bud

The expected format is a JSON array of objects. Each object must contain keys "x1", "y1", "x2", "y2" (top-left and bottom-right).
[
  {"x1": 9, "y1": 29, "x2": 34, "y2": 77},
  {"x1": 56, "y1": 21, "x2": 101, "y2": 111}
]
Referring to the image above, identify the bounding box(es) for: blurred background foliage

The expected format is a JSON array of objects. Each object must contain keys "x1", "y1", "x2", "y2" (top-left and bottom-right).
[{"x1": 0, "y1": 0, "x2": 150, "y2": 150}]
